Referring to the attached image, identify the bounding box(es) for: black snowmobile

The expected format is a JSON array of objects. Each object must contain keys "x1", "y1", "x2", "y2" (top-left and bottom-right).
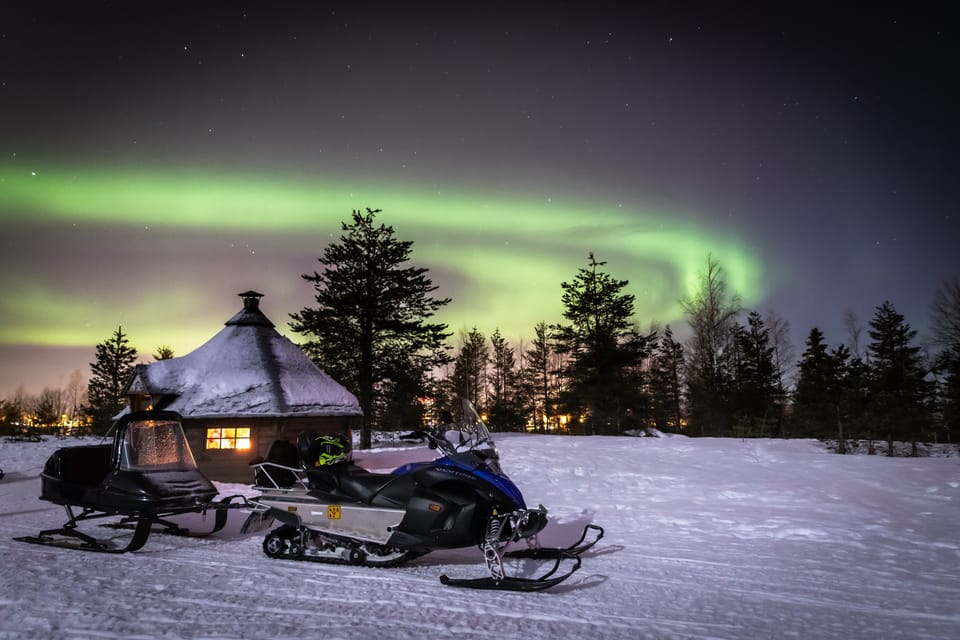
[
  {"x1": 245, "y1": 398, "x2": 603, "y2": 591},
  {"x1": 15, "y1": 410, "x2": 246, "y2": 553}
]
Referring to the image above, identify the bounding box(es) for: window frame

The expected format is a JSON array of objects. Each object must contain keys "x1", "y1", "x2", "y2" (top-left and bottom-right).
[{"x1": 205, "y1": 426, "x2": 252, "y2": 451}]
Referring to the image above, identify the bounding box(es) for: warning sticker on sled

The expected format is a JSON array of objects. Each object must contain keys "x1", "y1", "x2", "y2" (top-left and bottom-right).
[{"x1": 327, "y1": 505, "x2": 341, "y2": 520}]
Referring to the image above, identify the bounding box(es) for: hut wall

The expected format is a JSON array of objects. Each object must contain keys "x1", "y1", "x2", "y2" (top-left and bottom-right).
[{"x1": 184, "y1": 416, "x2": 354, "y2": 482}]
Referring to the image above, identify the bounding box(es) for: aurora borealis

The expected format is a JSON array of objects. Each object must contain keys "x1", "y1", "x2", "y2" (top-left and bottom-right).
[
  {"x1": 0, "y1": 164, "x2": 760, "y2": 341},
  {"x1": 1, "y1": 3, "x2": 956, "y2": 396}
]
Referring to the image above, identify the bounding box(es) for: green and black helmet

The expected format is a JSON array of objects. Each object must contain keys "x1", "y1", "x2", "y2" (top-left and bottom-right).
[{"x1": 311, "y1": 434, "x2": 349, "y2": 466}]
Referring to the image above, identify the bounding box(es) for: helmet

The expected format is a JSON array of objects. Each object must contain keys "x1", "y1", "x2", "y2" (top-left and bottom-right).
[{"x1": 308, "y1": 433, "x2": 350, "y2": 466}]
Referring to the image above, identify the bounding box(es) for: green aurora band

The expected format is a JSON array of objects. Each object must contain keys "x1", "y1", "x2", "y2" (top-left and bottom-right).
[{"x1": 0, "y1": 164, "x2": 765, "y2": 351}]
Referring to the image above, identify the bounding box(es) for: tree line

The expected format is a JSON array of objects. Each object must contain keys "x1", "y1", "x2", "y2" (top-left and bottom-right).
[
  {"x1": 290, "y1": 209, "x2": 959, "y2": 453},
  {"x1": 4, "y1": 208, "x2": 957, "y2": 453}
]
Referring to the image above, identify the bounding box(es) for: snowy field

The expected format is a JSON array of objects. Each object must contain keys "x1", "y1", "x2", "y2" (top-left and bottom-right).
[{"x1": 1, "y1": 433, "x2": 958, "y2": 640}]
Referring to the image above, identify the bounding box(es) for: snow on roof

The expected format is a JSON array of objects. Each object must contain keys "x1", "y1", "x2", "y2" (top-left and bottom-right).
[{"x1": 131, "y1": 294, "x2": 361, "y2": 419}]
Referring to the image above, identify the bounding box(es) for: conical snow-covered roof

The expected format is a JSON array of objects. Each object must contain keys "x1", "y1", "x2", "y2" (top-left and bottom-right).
[{"x1": 130, "y1": 292, "x2": 361, "y2": 419}]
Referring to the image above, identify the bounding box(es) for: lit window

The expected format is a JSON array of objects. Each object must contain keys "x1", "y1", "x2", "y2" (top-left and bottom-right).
[{"x1": 206, "y1": 427, "x2": 251, "y2": 450}]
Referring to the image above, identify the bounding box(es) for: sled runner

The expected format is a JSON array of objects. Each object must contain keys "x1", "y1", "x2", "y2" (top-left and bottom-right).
[
  {"x1": 246, "y1": 398, "x2": 604, "y2": 591},
  {"x1": 15, "y1": 410, "x2": 247, "y2": 553}
]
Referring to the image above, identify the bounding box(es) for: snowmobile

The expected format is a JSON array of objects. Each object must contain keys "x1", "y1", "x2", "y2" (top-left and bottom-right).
[
  {"x1": 15, "y1": 410, "x2": 246, "y2": 553},
  {"x1": 245, "y1": 398, "x2": 603, "y2": 591}
]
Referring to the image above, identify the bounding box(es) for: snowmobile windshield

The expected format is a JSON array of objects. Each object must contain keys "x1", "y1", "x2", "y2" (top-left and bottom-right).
[
  {"x1": 119, "y1": 418, "x2": 199, "y2": 470},
  {"x1": 434, "y1": 398, "x2": 499, "y2": 460}
]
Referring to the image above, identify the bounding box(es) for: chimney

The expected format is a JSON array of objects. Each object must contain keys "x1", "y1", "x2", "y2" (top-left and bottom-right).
[
  {"x1": 239, "y1": 290, "x2": 264, "y2": 311},
  {"x1": 226, "y1": 290, "x2": 274, "y2": 327}
]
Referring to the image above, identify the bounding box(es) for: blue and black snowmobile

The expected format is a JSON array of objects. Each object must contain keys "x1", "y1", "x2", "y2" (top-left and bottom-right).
[{"x1": 245, "y1": 398, "x2": 603, "y2": 591}]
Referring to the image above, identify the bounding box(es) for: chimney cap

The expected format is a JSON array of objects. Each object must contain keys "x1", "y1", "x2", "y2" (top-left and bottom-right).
[{"x1": 226, "y1": 290, "x2": 274, "y2": 327}]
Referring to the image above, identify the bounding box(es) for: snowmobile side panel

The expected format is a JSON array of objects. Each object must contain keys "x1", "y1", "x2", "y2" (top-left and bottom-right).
[
  {"x1": 387, "y1": 487, "x2": 488, "y2": 550},
  {"x1": 427, "y1": 459, "x2": 526, "y2": 510},
  {"x1": 251, "y1": 492, "x2": 404, "y2": 545}
]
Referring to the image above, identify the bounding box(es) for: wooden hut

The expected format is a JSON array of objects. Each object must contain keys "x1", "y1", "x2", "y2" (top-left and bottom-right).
[{"x1": 124, "y1": 291, "x2": 361, "y2": 482}]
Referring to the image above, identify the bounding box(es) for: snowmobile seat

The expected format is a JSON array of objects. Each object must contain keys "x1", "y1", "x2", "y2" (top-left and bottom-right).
[
  {"x1": 297, "y1": 431, "x2": 415, "y2": 505},
  {"x1": 335, "y1": 466, "x2": 411, "y2": 506},
  {"x1": 302, "y1": 463, "x2": 415, "y2": 507}
]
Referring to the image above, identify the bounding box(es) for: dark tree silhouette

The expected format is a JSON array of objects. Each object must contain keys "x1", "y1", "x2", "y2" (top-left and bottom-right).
[
  {"x1": 553, "y1": 253, "x2": 652, "y2": 435},
  {"x1": 648, "y1": 325, "x2": 685, "y2": 432},
  {"x1": 524, "y1": 321, "x2": 557, "y2": 431},
  {"x1": 450, "y1": 327, "x2": 488, "y2": 410},
  {"x1": 681, "y1": 255, "x2": 742, "y2": 436},
  {"x1": 290, "y1": 208, "x2": 451, "y2": 448},
  {"x1": 731, "y1": 311, "x2": 782, "y2": 436},
  {"x1": 487, "y1": 328, "x2": 525, "y2": 431},
  {"x1": 792, "y1": 328, "x2": 850, "y2": 444},
  {"x1": 87, "y1": 326, "x2": 138, "y2": 433},
  {"x1": 930, "y1": 277, "x2": 960, "y2": 443},
  {"x1": 866, "y1": 301, "x2": 930, "y2": 455}
]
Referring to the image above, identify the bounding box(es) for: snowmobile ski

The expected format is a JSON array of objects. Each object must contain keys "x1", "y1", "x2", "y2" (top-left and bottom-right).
[
  {"x1": 15, "y1": 506, "x2": 154, "y2": 553},
  {"x1": 440, "y1": 551, "x2": 582, "y2": 592}
]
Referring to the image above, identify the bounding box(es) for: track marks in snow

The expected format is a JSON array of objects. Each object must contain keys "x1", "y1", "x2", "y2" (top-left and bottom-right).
[{"x1": 2, "y1": 435, "x2": 959, "y2": 640}]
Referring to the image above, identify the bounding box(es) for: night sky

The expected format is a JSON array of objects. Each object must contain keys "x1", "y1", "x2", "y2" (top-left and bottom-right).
[{"x1": 1, "y1": 3, "x2": 956, "y2": 396}]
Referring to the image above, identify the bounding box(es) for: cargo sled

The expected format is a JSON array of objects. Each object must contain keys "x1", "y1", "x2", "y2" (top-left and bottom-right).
[{"x1": 15, "y1": 410, "x2": 246, "y2": 553}]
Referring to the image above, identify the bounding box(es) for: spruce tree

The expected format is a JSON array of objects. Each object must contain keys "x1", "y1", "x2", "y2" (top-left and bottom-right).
[
  {"x1": 731, "y1": 312, "x2": 781, "y2": 436},
  {"x1": 153, "y1": 345, "x2": 175, "y2": 360},
  {"x1": 553, "y1": 253, "x2": 652, "y2": 435},
  {"x1": 648, "y1": 326, "x2": 685, "y2": 432},
  {"x1": 792, "y1": 328, "x2": 847, "y2": 440},
  {"x1": 866, "y1": 301, "x2": 930, "y2": 455},
  {"x1": 290, "y1": 208, "x2": 452, "y2": 448},
  {"x1": 930, "y1": 277, "x2": 960, "y2": 443},
  {"x1": 377, "y1": 353, "x2": 435, "y2": 430},
  {"x1": 87, "y1": 326, "x2": 138, "y2": 433},
  {"x1": 487, "y1": 328, "x2": 524, "y2": 430},
  {"x1": 525, "y1": 321, "x2": 555, "y2": 431},
  {"x1": 451, "y1": 327, "x2": 489, "y2": 410}
]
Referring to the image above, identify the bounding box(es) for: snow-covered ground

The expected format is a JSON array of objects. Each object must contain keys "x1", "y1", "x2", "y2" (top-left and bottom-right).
[{"x1": 1, "y1": 433, "x2": 958, "y2": 640}]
